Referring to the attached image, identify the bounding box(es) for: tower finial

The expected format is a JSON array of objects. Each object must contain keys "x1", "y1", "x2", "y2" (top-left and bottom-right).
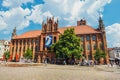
[{"x1": 98, "y1": 9, "x2": 102, "y2": 20}]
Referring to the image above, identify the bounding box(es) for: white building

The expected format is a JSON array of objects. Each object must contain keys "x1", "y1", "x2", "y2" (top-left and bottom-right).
[
  {"x1": 108, "y1": 47, "x2": 120, "y2": 60},
  {"x1": 0, "y1": 40, "x2": 10, "y2": 59}
]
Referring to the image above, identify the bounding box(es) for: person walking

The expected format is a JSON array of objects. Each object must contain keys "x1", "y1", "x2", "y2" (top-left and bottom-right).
[
  {"x1": 44, "y1": 58, "x2": 47, "y2": 66},
  {"x1": 94, "y1": 60, "x2": 97, "y2": 67},
  {"x1": 63, "y1": 60, "x2": 66, "y2": 65}
]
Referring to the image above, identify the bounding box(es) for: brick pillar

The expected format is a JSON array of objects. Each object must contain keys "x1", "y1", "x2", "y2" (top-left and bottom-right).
[
  {"x1": 84, "y1": 35, "x2": 88, "y2": 60},
  {"x1": 40, "y1": 36, "x2": 44, "y2": 63},
  {"x1": 10, "y1": 42, "x2": 13, "y2": 60},
  {"x1": 90, "y1": 34, "x2": 93, "y2": 60},
  {"x1": 17, "y1": 40, "x2": 20, "y2": 60},
  {"x1": 40, "y1": 36, "x2": 43, "y2": 51},
  {"x1": 12, "y1": 40, "x2": 16, "y2": 60},
  {"x1": 29, "y1": 39, "x2": 31, "y2": 49},
  {"x1": 20, "y1": 39, "x2": 23, "y2": 58},
  {"x1": 25, "y1": 39, "x2": 28, "y2": 51},
  {"x1": 32, "y1": 39, "x2": 35, "y2": 61}
]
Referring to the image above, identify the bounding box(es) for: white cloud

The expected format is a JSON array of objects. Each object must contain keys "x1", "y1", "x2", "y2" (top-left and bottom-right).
[
  {"x1": 2, "y1": 0, "x2": 34, "y2": 8},
  {"x1": 27, "y1": 5, "x2": 53, "y2": 24},
  {"x1": 0, "y1": 16, "x2": 7, "y2": 30},
  {"x1": 106, "y1": 23, "x2": 120, "y2": 47},
  {"x1": 0, "y1": 0, "x2": 112, "y2": 36},
  {"x1": 0, "y1": 0, "x2": 34, "y2": 33},
  {"x1": 0, "y1": 7, "x2": 31, "y2": 31},
  {"x1": 39, "y1": 0, "x2": 112, "y2": 26},
  {"x1": 3, "y1": 30, "x2": 10, "y2": 34}
]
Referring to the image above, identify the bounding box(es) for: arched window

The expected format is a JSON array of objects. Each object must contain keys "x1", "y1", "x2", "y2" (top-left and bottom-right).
[
  {"x1": 12, "y1": 40, "x2": 15, "y2": 45},
  {"x1": 16, "y1": 40, "x2": 18, "y2": 46},
  {"x1": 100, "y1": 43, "x2": 103, "y2": 50},
  {"x1": 16, "y1": 47, "x2": 18, "y2": 52},
  {"x1": 50, "y1": 22, "x2": 52, "y2": 32},
  {"x1": 87, "y1": 44, "x2": 90, "y2": 50},
  {"x1": 81, "y1": 36, "x2": 84, "y2": 41},
  {"x1": 20, "y1": 40, "x2": 22, "y2": 45},
  {"x1": 23, "y1": 46, "x2": 25, "y2": 52},
  {"x1": 43, "y1": 38, "x2": 45, "y2": 50},
  {"x1": 86, "y1": 35, "x2": 90, "y2": 41},
  {"x1": 19, "y1": 47, "x2": 21, "y2": 52},
  {"x1": 93, "y1": 44, "x2": 96, "y2": 50},
  {"x1": 54, "y1": 23, "x2": 57, "y2": 31},
  {"x1": 54, "y1": 37, "x2": 56, "y2": 43},
  {"x1": 92, "y1": 35, "x2": 96, "y2": 41},
  {"x1": 12, "y1": 47, "x2": 14, "y2": 53},
  {"x1": 35, "y1": 46, "x2": 37, "y2": 51}
]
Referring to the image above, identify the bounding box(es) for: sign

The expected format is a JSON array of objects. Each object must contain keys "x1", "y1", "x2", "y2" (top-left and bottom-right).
[{"x1": 45, "y1": 35, "x2": 52, "y2": 47}]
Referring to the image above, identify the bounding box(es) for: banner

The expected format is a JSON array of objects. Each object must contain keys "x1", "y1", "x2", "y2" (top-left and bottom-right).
[{"x1": 45, "y1": 35, "x2": 52, "y2": 47}]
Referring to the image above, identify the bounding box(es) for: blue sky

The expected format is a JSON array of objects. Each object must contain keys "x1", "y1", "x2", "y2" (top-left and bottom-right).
[{"x1": 0, "y1": 0, "x2": 120, "y2": 48}]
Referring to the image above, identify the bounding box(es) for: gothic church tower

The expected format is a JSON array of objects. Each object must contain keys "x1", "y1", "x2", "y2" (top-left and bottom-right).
[{"x1": 11, "y1": 27, "x2": 17, "y2": 39}]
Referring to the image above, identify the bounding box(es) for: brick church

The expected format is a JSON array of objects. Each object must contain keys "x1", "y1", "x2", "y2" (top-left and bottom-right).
[{"x1": 10, "y1": 16, "x2": 109, "y2": 63}]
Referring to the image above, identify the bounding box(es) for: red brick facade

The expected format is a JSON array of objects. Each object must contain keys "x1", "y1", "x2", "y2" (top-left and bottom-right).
[{"x1": 10, "y1": 17, "x2": 109, "y2": 63}]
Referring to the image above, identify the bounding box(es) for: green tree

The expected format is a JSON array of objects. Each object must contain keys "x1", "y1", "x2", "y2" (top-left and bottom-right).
[
  {"x1": 94, "y1": 48, "x2": 106, "y2": 62},
  {"x1": 50, "y1": 28, "x2": 83, "y2": 59},
  {"x1": 23, "y1": 48, "x2": 33, "y2": 60},
  {"x1": 4, "y1": 51, "x2": 10, "y2": 62}
]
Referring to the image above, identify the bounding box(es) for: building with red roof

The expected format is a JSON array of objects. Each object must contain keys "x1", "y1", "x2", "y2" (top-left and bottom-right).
[{"x1": 10, "y1": 17, "x2": 109, "y2": 63}]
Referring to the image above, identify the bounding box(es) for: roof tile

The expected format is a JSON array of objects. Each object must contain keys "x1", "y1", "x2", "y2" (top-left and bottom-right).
[
  {"x1": 13, "y1": 25, "x2": 101, "y2": 39},
  {"x1": 13, "y1": 30, "x2": 41, "y2": 39}
]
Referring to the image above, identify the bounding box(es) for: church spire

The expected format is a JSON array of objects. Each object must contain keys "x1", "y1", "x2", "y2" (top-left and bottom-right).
[
  {"x1": 98, "y1": 14, "x2": 105, "y2": 32},
  {"x1": 11, "y1": 27, "x2": 17, "y2": 39}
]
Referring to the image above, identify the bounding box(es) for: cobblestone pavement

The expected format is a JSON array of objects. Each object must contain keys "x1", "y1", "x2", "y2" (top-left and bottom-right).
[
  {"x1": 96, "y1": 65, "x2": 120, "y2": 73},
  {"x1": 0, "y1": 63, "x2": 120, "y2": 80}
]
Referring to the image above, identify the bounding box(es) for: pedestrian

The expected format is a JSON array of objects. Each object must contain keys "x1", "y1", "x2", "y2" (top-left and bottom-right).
[
  {"x1": 44, "y1": 58, "x2": 47, "y2": 66},
  {"x1": 119, "y1": 61, "x2": 120, "y2": 67},
  {"x1": 63, "y1": 60, "x2": 66, "y2": 65},
  {"x1": 78, "y1": 61, "x2": 81, "y2": 66},
  {"x1": 107, "y1": 62, "x2": 110, "y2": 67},
  {"x1": 110, "y1": 61, "x2": 113, "y2": 67},
  {"x1": 94, "y1": 60, "x2": 97, "y2": 67}
]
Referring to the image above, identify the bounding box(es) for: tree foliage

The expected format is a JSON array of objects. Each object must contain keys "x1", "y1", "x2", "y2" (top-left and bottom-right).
[
  {"x1": 4, "y1": 51, "x2": 10, "y2": 61},
  {"x1": 94, "y1": 48, "x2": 106, "y2": 61},
  {"x1": 23, "y1": 48, "x2": 33, "y2": 59},
  {"x1": 50, "y1": 28, "x2": 83, "y2": 59}
]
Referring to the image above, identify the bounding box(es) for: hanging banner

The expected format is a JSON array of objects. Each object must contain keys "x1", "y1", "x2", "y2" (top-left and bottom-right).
[{"x1": 45, "y1": 35, "x2": 52, "y2": 47}]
